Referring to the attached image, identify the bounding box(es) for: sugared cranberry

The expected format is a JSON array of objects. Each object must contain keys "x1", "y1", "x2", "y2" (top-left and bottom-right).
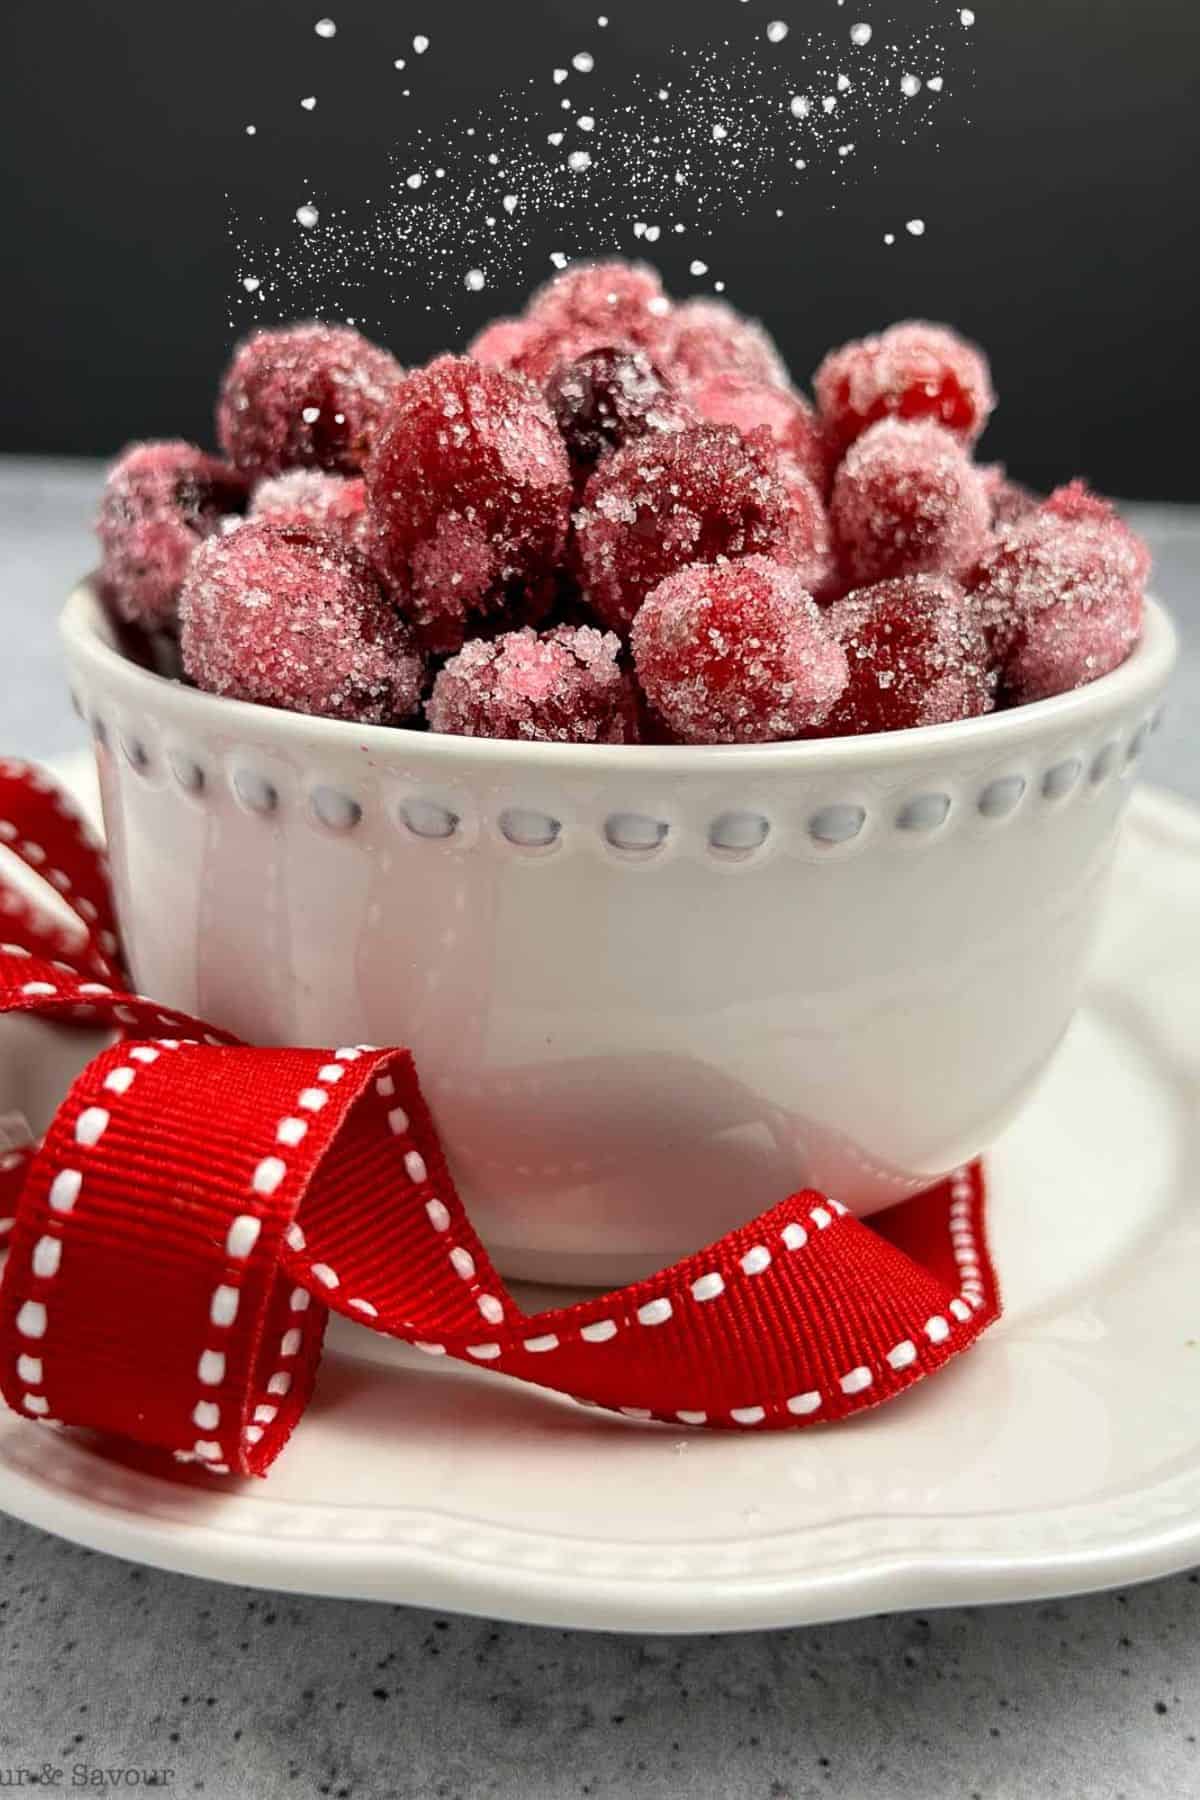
[
  {"x1": 525, "y1": 260, "x2": 671, "y2": 350},
  {"x1": 1008, "y1": 606, "x2": 1143, "y2": 705},
  {"x1": 471, "y1": 321, "x2": 590, "y2": 389},
  {"x1": 546, "y1": 346, "x2": 688, "y2": 478},
  {"x1": 659, "y1": 299, "x2": 789, "y2": 390},
  {"x1": 471, "y1": 264, "x2": 674, "y2": 389},
  {"x1": 467, "y1": 315, "x2": 546, "y2": 372},
  {"x1": 573, "y1": 423, "x2": 795, "y2": 635},
  {"x1": 774, "y1": 450, "x2": 839, "y2": 601},
  {"x1": 632, "y1": 690, "x2": 683, "y2": 745},
  {"x1": 1043, "y1": 479, "x2": 1153, "y2": 583},
  {"x1": 970, "y1": 483, "x2": 1147, "y2": 702},
  {"x1": 217, "y1": 323, "x2": 403, "y2": 479},
  {"x1": 631, "y1": 556, "x2": 847, "y2": 744},
  {"x1": 688, "y1": 373, "x2": 830, "y2": 492},
  {"x1": 96, "y1": 441, "x2": 248, "y2": 633},
  {"x1": 981, "y1": 463, "x2": 1038, "y2": 530},
  {"x1": 366, "y1": 354, "x2": 572, "y2": 653},
  {"x1": 250, "y1": 470, "x2": 367, "y2": 536},
  {"x1": 815, "y1": 321, "x2": 994, "y2": 456},
  {"x1": 427, "y1": 624, "x2": 636, "y2": 743},
  {"x1": 830, "y1": 419, "x2": 990, "y2": 587},
  {"x1": 822, "y1": 576, "x2": 995, "y2": 735},
  {"x1": 179, "y1": 521, "x2": 424, "y2": 724},
  {"x1": 471, "y1": 313, "x2": 626, "y2": 390}
]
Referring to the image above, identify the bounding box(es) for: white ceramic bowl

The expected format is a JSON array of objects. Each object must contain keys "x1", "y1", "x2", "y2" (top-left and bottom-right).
[{"x1": 61, "y1": 582, "x2": 1175, "y2": 1284}]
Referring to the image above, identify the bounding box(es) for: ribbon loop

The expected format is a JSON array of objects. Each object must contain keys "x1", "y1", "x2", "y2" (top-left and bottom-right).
[
  {"x1": 0, "y1": 756, "x2": 122, "y2": 982},
  {"x1": 0, "y1": 764, "x2": 1001, "y2": 1475},
  {"x1": 0, "y1": 1040, "x2": 327, "y2": 1474}
]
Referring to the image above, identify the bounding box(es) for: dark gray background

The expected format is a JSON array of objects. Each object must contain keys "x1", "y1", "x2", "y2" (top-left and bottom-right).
[{"x1": 2, "y1": 0, "x2": 1197, "y2": 499}]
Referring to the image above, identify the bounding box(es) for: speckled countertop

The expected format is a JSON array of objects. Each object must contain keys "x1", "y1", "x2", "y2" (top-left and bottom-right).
[{"x1": 1, "y1": 459, "x2": 1198, "y2": 1800}]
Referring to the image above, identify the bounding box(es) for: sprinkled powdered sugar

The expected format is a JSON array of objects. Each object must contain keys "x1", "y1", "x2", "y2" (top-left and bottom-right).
[
  {"x1": 631, "y1": 556, "x2": 848, "y2": 744},
  {"x1": 427, "y1": 624, "x2": 636, "y2": 743},
  {"x1": 178, "y1": 521, "x2": 424, "y2": 724},
  {"x1": 829, "y1": 418, "x2": 990, "y2": 587},
  {"x1": 572, "y1": 423, "x2": 798, "y2": 636},
  {"x1": 229, "y1": 12, "x2": 960, "y2": 328},
  {"x1": 217, "y1": 323, "x2": 404, "y2": 478},
  {"x1": 365, "y1": 354, "x2": 572, "y2": 652}
]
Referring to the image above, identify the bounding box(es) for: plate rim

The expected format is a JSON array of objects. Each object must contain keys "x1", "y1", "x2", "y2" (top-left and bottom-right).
[
  {"x1": 3, "y1": 1417, "x2": 1200, "y2": 1632},
  {"x1": 0, "y1": 776, "x2": 1198, "y2": 1631}
]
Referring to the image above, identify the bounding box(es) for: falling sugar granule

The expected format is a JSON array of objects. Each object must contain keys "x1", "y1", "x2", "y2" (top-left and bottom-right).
[
  {"x1": 230, "y1": 2, "x2": 972, "y2": 327},
  {"x1": 314, "y1": 17, "x2": 336, "y2": 38}
]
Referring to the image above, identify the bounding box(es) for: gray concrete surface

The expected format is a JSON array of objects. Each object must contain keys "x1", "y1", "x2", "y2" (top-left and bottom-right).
[{"x1": 0, "y1": 457, "x2": 1197, "y2": 1799}]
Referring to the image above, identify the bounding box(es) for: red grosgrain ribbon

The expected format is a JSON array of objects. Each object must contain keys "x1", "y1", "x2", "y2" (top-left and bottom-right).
[{"x1": 0, "y1": 759, "x2": 999, "y2": 1476}]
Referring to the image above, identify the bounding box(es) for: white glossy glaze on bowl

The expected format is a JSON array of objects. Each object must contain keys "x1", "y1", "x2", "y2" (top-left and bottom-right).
[{"x1": 61, "y1": 584, "x2": 1175, "y2": 1283}]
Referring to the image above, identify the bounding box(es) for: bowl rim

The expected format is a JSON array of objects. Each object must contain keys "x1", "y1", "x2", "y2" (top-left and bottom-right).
[{"x1": 61, "y1": 578, "x2": 1177, "y2": 776}]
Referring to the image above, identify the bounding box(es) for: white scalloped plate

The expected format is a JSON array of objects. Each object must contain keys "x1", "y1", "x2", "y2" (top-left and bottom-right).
[{"x1": 1, "y1": 757, "x2": 1199, "y2": 1631}]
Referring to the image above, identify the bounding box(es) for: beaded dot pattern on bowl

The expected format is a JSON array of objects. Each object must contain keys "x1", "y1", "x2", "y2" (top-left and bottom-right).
[{"x1": 87, "y1": 703, "x2": 1159, "y2": 862}]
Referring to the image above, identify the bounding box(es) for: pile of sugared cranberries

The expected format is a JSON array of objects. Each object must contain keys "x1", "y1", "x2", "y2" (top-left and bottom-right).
[{"x1": 96, "y1": 264, "x2": 1150, "y2": 742}]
